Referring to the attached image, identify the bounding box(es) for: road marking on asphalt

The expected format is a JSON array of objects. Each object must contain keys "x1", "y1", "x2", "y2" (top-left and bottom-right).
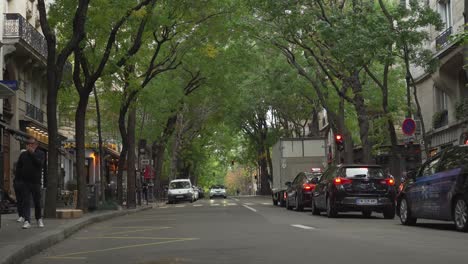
[
  {"x1": 243, "y1": 204, "x2": 257, "y2": 212},
  {"x1": 211, "y1": 204, "x2": 220, "y2": 206},
  {"x1": 233, "y1": 198, "x2": 240, "y2": 201},
  {"x1": 193, "y1": 204, "x2": 203, "y2": 207},
  {"x1": 175, "y1": 205, "x2": 186, "y2": 208},
  {"x1": 291, "y1": 224, "x2": 316, "y2": 230},
  {"x1": 106, "y1": 227, "x2": 171, "y2": 236},
  {"x1": 46, "y1": 238, "x2": 199, "y2": 259},
  {"x1": 76, "y1": 236, "x2": 197, "y2": 240},
  {"x1": 262, "y1": 203, "x2": 271, "y2": 205},
  {"x1": 226, "y1": 203, "x2": 237, "y2": 206},
  {"x1": 160, "y1": 206, "x2": 169, "y2": 209},
  {"x1": 46, "y1": 256, "x2": 87, "y2": 260},
  {"x1": 244, "y1": 203, "x2": 254, "y2": 205}
]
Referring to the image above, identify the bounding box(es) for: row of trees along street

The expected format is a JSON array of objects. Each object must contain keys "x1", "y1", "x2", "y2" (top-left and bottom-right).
[{"x1": 39, "y1": 0, "x2": 447, "y2": 216}]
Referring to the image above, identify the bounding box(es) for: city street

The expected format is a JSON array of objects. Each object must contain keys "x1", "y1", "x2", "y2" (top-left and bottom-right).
[{"x1": 24, "y1": 196, "x2": 468, "y2": 264}]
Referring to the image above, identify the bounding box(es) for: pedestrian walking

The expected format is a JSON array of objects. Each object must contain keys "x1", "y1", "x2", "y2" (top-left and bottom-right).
[
  {"x1": 16, "y1": 138, "x2": 45, "y2": 229},
  {"x1": 13, "y1": 150, "x2": 26, "y2": 223}
]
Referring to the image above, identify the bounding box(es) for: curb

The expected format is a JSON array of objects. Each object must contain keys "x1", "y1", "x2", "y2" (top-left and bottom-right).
[{"x1": 0, "y1": 206, "x2": 152, "y2": 264}]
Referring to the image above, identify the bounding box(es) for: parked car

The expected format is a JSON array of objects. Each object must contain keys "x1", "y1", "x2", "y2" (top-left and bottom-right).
[
  {"x1": 312, "y1": 164, "x2": 396, "y2": 219},
  {"x1": 397, "y1": 145, "x2": 468, "y2": 232},
  {"x1": 210, "y1": 185, "x2": 227, "y2": 199},
  {"x1": 285, "y1": 172, "x2": 321, "y2": 211},
  {"x1": 192, "y1": 186, "x2": 199, "y2": 201},
  {"x1": 196, "y1": 187, "x2": 205, "y2": 199},
  {"x1": 167, "y1": 179, "x2": 194, "y2": 204}
]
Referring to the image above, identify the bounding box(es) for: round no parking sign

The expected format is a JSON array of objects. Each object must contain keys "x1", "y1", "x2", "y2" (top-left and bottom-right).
[{"x1": 402, "y1": 118, "x2": 416, "y2": 136}]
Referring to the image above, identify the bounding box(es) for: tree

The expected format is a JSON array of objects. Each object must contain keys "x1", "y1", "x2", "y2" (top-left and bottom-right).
[{"x1": 38, "y1": 0, "x2": 89, "y2": 218}]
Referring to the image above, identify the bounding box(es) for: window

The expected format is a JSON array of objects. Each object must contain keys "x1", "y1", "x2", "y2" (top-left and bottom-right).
[
  {"x1": 435, "y1": 88, "x2": 448, "y2": 111},
  {"x1": 438, "y1": 0, "x2": 452, "y2": 29},
  {"x1": 439, "y1": 147, "x2": 468, "y2": 172},
  {"x1": 343, "y1": 167, "x2": 386, "y2": 179},
  {"x1": 420, "y1": 157, "x2": 441, "y2": 177}
]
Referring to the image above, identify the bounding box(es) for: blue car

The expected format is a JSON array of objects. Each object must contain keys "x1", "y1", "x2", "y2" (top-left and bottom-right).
[{"x1": 397, "y1": 145, "x2": 468, "y2": 232}]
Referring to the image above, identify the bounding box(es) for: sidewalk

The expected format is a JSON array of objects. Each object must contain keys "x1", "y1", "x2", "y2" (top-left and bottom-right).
[{"x1": 0, "y1": 206, "x2": 153, "y2": 264}]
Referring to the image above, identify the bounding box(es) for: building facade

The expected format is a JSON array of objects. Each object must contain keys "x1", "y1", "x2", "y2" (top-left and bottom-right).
[
  {"x1": 410, "y1": 0, "x2": 468, "y2": 159},
  {"x1": 0, "y1": 0, "x2": 69, "y2": 198}
]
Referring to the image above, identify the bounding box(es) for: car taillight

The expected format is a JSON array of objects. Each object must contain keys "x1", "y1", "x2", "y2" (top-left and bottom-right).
[
  {"x1": 284, "y1": 192, "x2": 287, "y2": 199},
  {"x1": 303, "y1": 183, "x2": 315, "y2": 191},
  {"x1": 380, "y1": 178, "x2": 395, "y2": 186},
  {"x1": 334, "y1": 177, "x2": 352, "y2": 185}
]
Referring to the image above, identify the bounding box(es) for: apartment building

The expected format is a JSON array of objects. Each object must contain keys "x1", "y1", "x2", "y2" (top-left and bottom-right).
[
  {"x1": 410, "y1": 0, "x2": 468, "y2": 159},
  {"x1": 0, "y1": 0, "x2": 73, "y2": 197}
]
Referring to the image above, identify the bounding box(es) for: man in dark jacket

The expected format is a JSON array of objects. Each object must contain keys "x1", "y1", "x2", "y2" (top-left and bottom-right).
[{"x1": 16, "y1": 138, "x2": 45, "y2": 229}]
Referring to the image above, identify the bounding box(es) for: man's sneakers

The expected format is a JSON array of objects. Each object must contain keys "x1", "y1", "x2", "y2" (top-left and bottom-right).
[
  {"x1": 21, "y1": 219, "x2": 44, "y2": 229},
  {"x1": 22, "y1": 221, "x2": 31, "y2": 229},
  {"x1": 37, "y1": 218, "x2": 44, "y2": 228},
  {"x1": 17, "y1": 217, "x2": 25, "y2": 223}
]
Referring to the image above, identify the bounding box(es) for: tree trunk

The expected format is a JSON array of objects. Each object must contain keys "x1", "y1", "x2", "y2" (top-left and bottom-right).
[
  {"x1": 170, "y1": 113, "x2": 183, "y2": 180},
  {"x1": 44, "y1": 85, "x2": 59, "y2": 218},
  {"x1": 93, "y1": 86, "x2": 105, "y2": 203},
  {"x1": 348, "y1": 74, "x2": 372, "y2": 163},
  {"x1": 126, "y1": 107, "x2": 137, "y2": 209},
  {"x1": 75, "y1": 95, "x2": 90, "y2": 212},
  {"x1": 258, "y1": 147, "x2": 270, "y2": 195},
  {"x1": 117, "y1": 106, "x2": 128, "y2": 205}
]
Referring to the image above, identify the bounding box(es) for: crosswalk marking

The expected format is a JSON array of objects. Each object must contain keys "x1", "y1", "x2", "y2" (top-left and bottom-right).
[
  {"x1": 175, "y1": 205, "x2": 186, "y2": 208},
  {"x1": 211, "y1": 204, "x2": 220, "y2": 206},
  {"x1": 261, "y1": 203, "x2": 271, "y2": 205},
  {"x1": 244, "y1": 203, "x2": 254, "y2": 205}
]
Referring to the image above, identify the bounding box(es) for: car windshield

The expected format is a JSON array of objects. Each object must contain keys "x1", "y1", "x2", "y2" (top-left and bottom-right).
[
  {"x1": 343, "y1": 167, "x2": 385, "y2": 179},
  {"x1": 211, "y1": 185, "x2": 225, "y2": 189},
  {"x1": 170, "y1": 181, "x2": 191, "y2": 189}
]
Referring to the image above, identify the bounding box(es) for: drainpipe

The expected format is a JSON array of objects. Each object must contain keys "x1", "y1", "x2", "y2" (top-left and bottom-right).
[{"x1": 464, "y1": 0, "x2": 468, "y2": 80}]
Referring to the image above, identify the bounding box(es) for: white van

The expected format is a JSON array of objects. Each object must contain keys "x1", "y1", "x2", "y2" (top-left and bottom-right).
[{"x1": 167, "y1": 179, "x2": 194, "y2": 204}]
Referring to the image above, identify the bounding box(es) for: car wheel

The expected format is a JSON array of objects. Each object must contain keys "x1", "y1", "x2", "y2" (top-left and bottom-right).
[
  {"x1": 286, "y1": 197, "x2": 293, "y2": 210},
  {"x1": 454, "y1": 197, "x2": 468, "y2": 232},
  {"x1": 362, "y1": 210, "x2": 372, "y2": 218},
  {"x1": 311, "y1": 198, "x2": 320, "y2": 216},
  {"x1": 383, "y1": 206, "x2": 396, "y2": 219},
  {"x1": 399, "y1": 198, "x2": 417, "y2": 226},
  {"x1": 326, "y1": 196, "x2": 338, "y2": 218}
]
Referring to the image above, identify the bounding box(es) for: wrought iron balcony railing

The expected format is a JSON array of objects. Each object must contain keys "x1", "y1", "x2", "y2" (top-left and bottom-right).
[
  {"x1": 26, "y1": 102, "x2": 45, "y2": 123},
  {"x1": 436, "y1": 27, "x2": 452, "y2": 50},
  {"x1": 3, "y1": 13, "x2": 47, "y2": 58}
]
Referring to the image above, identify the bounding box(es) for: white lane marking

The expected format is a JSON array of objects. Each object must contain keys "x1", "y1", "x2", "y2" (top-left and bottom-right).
[
  {"x1": 291, "y1": 224, "x2": 316, "y2": 230},
  {"x1": 211, "y1": 204, "x2": 220, "y2": 206},
  {"x1": 262, "y1": 203, "x2": 271, "y2": 205},
  {"x1": 244, "y1": 203, "x2": 254, "y2": 205},
  {"x1": 243, "y1": 204, "x2": 257, "y2": 212},
  {"x1": 227, "y1": 203, "x2": 237, "y2": 206},
  {"x1": 233, "y1": 198, "x2": 240, "y2": 202},
  {"x1": 160, "y1": 206, "x2": 169, "y2": 209},
  {"x1": 193, "y1": 204, "x2": 203, "y2": 207},
  {"x1": 175, "y1": 205, "x2": 186, "y2": 208}
]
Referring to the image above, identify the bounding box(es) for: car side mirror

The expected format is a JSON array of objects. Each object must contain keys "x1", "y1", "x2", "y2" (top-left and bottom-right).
[{"x1": 285, "y1": 181, "x2": 292, "y2": 187}]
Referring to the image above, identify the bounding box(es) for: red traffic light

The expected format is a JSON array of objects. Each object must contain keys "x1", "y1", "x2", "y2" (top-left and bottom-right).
[
  {"x1": 335, "y1": 134, "x2": 343, "y2": 141},
  {"x1": 465, "y1": 139, "x2": 468, "y2": 145}
]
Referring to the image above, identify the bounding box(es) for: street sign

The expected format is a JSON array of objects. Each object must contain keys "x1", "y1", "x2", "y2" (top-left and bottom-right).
[{"x1": 402, "y1": 118, "x2": 416, "y2": 136}]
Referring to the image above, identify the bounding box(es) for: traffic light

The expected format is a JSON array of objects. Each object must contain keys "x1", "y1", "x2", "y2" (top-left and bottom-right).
[{"x1": 335, "y1": 134, "x2": 344, "y2": 151}]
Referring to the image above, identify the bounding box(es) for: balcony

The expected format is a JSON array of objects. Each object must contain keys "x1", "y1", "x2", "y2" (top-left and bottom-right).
[
  {"x1": 26, "y1": 102, "x2": 45, "y2": 123},
  {"x1": 435, "y1": 27, "x2": 452, "y2": 50},
  {"x1": 3, "y1": 13, "x2": 47, "y2": 59}
]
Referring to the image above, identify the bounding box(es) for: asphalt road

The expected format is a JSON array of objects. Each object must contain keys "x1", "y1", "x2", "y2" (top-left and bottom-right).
[{"x1": 24, "y1": 196, "x2": 468, "y2": 264}]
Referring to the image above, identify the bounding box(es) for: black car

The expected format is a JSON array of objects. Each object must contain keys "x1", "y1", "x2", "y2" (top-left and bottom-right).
[
  {"x1": 311, "y1": 164, "x2": 396, "y2": 218},
  {"x1": 285, "y1": 172, "x2": 321, "y2": 211},
  {"x1": 397, "y1": 145, "x2": 468, "y2": 232}
]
